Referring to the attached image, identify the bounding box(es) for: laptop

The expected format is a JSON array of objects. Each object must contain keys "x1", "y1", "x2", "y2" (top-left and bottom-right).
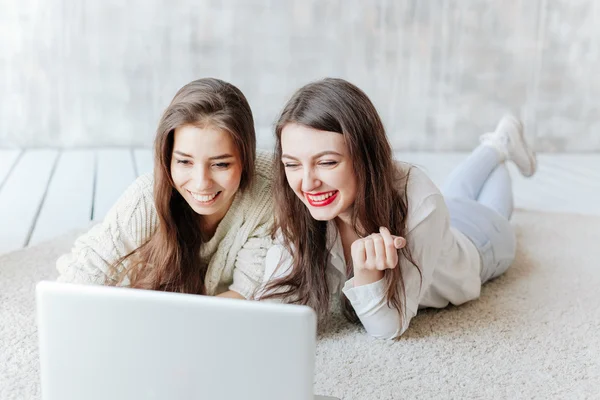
[{"x1": 36, "y1": 281, "x2": 339, "y2": 400}]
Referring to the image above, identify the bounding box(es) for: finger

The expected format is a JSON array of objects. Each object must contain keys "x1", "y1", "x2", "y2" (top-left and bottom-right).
[
  {"x1": 379, "y1": 227, "x2": 396, "y2": 252},
  {"x1": 379, "y1": 227, "x2": 398, "y2": 269},
  {"x1": 379, "y1": 226, "x2": 406, "y2": 249},
  {"x1": 371, "y1": 234, "x2": 387, "y2": 270},
  {"x1": 393, "y1": 235, "x2": 407, "y2": 249},
  {"x1": 364, "y1": 237, "x2": 376, "y2": 269},
  {"x1": 351, "y1": 239, "x2": 366, "y2": 270}
]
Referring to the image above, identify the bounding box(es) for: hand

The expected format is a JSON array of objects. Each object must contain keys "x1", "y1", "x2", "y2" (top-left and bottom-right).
[
  {"x1": 350, "y1": 227, "x2": 406, "y2": 286},
  {"x1": 216, "y1": 290, "x2": 245, "y2": 300}
]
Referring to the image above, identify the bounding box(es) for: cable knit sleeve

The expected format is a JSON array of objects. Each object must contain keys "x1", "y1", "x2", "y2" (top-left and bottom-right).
[
  {"x1": 227, "y1": 151, "x2": 274, "y2": 299},
  {"x1": 228, "y1": 213, "x2": 273, "y2": 299},
  {"x1": 55, "y1": 174, "x2": 158, "y2": 285}
]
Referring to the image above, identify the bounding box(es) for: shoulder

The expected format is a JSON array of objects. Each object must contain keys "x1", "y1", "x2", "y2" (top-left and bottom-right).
[
  {"x1": 394, "y1": 161, "x2": 441, "y2": 200},
  {"x1": 97, "y1": 173, "x2": 158, "y2": 241},
  {"x1": 107, "y1": 173, "x2": 154, "y2": 217},
  {"x1": 125, "y1": 173, "x2": 154, "y2": 207},
  {"x1": 263, "y1": 236, "x2": 294, "y2": 283},
  {"x1": 239, "y1": 150, "x2": 274, "y2": 206},
  {"x1": 393, "y1": 161, "x2": 446, "y2": 231},
  {"x1": 254, "y1": 150, "x2": 275, "y2": 181},
  {"x1": 131, "y1": 173, "x2": 154, "y2": 195},
  {"x1": 224, "y1": 151, "x2": 274, "y2": 227}
]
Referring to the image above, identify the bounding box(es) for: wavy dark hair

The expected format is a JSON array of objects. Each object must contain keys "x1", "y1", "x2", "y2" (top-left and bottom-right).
[
  {"x1": 108, "y1": 78, "x2": 256, "y2": 294},
  {"x1": 261, "y1": 78, "x2": 420, "y2": 326}
]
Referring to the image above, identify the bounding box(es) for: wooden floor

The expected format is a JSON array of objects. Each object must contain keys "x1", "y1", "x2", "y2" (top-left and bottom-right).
[{"x1": 1, "y1": 149, "x2": 599, "y2": 255}]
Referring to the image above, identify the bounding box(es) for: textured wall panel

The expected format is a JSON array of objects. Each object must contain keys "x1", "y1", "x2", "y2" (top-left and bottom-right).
[{"x1": 1, "y1": 0, "x2": 598, "y2": 150}]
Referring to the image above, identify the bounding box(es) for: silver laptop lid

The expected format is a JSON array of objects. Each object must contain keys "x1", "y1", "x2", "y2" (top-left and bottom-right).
[{"x1": 36, "y1": 281, "x2": 317, "y2": 400}]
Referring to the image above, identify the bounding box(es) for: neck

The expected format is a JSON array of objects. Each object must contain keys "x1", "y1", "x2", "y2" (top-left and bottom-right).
[
  {"x1": 200, "y1": 216, "x2": 220, "y2": 240},
  {"x1": 335, "y1": 206, "x2": 354, "y2": 229},
  {"x1": 199, "y1": 193, "x2": 236, "y2": 240},
  {"x1": 334, "y1": 215, "x2": 352, "y2": 232},
  {"x1": 335, "y1": 213, "x2": 363, "y2": 244},
  {"x1": 334, "y1": 216, "x2": 360, "y2": 273},
  {"x1": 335, "y1": 207, "x2": 366, "y2": 238},
  {"x1": 199, "y1": 207, "x2": 227, "y2": 241}
]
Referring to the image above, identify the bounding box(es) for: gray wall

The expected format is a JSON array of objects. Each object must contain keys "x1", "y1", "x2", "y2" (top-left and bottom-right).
[{"x1": 1, "y1": 0, "x2": 599, "y2": 151}]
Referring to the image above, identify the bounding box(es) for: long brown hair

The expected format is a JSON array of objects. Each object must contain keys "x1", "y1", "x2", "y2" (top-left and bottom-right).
[
  {"x1": 261, "y1": 78, "x2": 420, "y2": 326},
  {"x1": 109, "y1": 78, "x2": 256, "y2": 294}
]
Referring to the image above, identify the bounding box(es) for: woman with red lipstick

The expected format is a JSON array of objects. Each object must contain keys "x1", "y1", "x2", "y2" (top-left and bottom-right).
[
  {"x1": 56, "y1": 78, "x2": 273, "y2": 300},
  {"x1": 259, "y1": 78, "x2": 537, "y2": 339}
]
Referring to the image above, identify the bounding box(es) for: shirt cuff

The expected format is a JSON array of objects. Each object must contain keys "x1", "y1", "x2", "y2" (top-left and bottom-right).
[
  {"x1": 228, "y1": 272, "x2": 258, "y2": 300},
  {"x1": 342, "y1": 277, "x2": 387, "y2": 315}
]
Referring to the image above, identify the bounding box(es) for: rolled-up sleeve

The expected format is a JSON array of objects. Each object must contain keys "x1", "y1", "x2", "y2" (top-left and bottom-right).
[
  {"x1": 56, "y1": 175, "x2": 157, "y2": 285},
  {"x1": 342, "y1": 194, "x2": 449, "y2": 339}
]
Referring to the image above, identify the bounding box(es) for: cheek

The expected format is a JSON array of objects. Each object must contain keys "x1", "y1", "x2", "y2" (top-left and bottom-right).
[
  {"x1": 170, "y1": 165, "x2": 183, "y2": 186},
  {"x1": 335, "y1": 170, "x2": 357, "y2": 197},
  {"x1": 343, "y1": 184, "x2": 358, "y2": 204},
  {"x1": 221, "y1": 168, "x2": 243, "y2": 190},
  {"x1": 285, "y1": 172, "x2": 302, "y2": 192}
]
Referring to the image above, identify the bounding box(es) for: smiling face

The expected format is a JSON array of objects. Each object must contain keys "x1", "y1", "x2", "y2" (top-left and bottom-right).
[
  {"x1": 280, "y1": 123, "x2": 357, "y2": 222},
  {"x1": 170, "y1": 124, "x2": 242, "y2": 230}
]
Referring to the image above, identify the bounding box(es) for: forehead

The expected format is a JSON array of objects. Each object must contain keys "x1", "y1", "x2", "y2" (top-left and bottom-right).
[
  {"x1": 173, "y1": 124, "x2": 238, "y2": 156},
  {"x1": 280, "y1": 123, "x2": 347, "y2": 157}
]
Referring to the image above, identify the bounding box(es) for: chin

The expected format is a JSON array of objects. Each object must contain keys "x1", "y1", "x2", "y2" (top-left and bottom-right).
[
  {"x1": 308, "y1": 210, "x2": 337, "y2": 221},
  {"x1": 186, "y1": 200, "x2": 219, "y2": 215}
]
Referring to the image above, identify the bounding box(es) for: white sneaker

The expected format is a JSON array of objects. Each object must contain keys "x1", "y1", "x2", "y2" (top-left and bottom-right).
[{"x1": 480, "y1": 115, "x2": 537, "y2": 177}]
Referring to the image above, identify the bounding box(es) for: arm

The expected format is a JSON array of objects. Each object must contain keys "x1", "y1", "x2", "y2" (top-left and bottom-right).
[
  {"x1": 56, "y1": 175, "x2": 157, "y2": 285},
  {"x1": 227, "y1": 215, "x2": 274, "y2": 299},
  {"x1": 342, "y1": 194, "x2": 449, "y2": 339},
  {"x1": 252, "y1": 236, "x2": 297, "y2": 301},
  {"x1": 216, "y1": 290, "x2": 245, "y2": 299}
]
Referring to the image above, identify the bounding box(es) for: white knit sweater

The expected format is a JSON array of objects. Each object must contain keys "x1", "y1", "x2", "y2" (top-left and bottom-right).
[{"x1": 56, "y1": 151, "x2": 274, "y2": 299}]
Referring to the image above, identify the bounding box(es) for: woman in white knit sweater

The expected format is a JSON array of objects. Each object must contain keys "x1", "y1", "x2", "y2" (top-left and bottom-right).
[{"x1": 56, "y1": 78, "x2": 274, "y2": 299}]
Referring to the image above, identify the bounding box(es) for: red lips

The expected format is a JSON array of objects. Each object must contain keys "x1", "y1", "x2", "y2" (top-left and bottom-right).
[{"x1": 305, "y1": 191, "x2": 338, "y2": 207}]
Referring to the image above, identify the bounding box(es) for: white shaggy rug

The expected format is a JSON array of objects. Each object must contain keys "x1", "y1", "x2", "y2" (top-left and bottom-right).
[{"x1": 1, "y1": 210, "x2": 599, "y2": 399}]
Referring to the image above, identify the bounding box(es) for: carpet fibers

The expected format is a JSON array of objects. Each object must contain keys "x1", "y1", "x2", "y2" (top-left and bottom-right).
[{"x1": 1, "y1": 210, "x2": 599, "y2": 399}]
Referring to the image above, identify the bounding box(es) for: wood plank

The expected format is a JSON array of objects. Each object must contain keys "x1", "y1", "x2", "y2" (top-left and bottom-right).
[
  {"x1": 0, "y1": 150, "x2": 595, "y2": 257},
  {"x1": 93, "y1": 149, "x2": 137, "y2": 221},
  {"x1": 0, "y1": 149, "x2": 21, "y2": 190},
  {"x1": 29, "y1": 150, "x2": 95, "y2": 246},
  {"x1": 536, "y1": 155, "x2": 600, "y2": 190},
  {"x1": 133, "y1": 148, "x2": 153, "y2": 177},
  {"x1": 395, "y1": 152, "x2": 600, "y2": 216},
  {"x1": 0, "y1": 149, "x2": 58, "y2": 254}
]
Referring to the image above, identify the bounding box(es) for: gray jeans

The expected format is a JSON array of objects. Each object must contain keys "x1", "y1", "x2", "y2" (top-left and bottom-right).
[{"x1": 442, "y1": 145, "x2": 517, "y2": 283}]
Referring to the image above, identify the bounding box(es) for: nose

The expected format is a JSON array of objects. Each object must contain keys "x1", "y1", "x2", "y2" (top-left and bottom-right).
[
  {"x1": 301, "y1": 166, "x2": 321, "y2": 193},
  {"x1": 193, "y1": 166, "x2": 213, "y2": 191}
]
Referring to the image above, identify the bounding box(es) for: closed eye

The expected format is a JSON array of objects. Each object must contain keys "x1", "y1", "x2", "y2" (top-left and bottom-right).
[
  {"x1": 319, "y1": 161, "x2": 337, "y2": 166},
  {"x1": 213, "y1": 162, "x2": 231, "y2": 169},
  {"x1": 176, "y1": 159, "x2": 191, "y2": 165}
]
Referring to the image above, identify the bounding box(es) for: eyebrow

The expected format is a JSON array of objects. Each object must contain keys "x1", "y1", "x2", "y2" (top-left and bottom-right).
[
  {"x1": 173, "y1": 151, "x2": 235, "y2": 160},
  {"x1": 281, "y1": 151, "x2": 343, "y2": 160}
]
